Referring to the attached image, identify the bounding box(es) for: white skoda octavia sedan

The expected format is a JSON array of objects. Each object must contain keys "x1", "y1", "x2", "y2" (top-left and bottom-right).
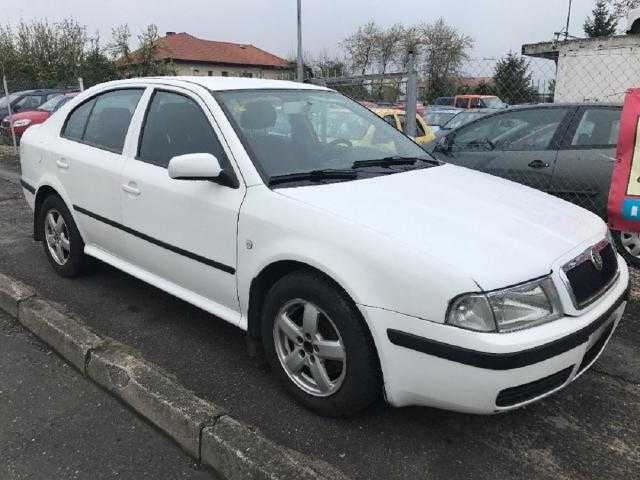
[{"x1": 19, "y1": 77, "x2": 629, "y2": 416}]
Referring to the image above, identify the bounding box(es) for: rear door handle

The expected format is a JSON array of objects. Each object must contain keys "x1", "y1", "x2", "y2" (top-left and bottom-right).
[
  {"x1": 56, "y1": 158, "x2": 69, "y2": 169},
  {"x1": 122, "y1": 183, "x2": 141, "y2": 196},
  {"x1": 528, "y1": 160, "x2": 549, "y2": 169}
]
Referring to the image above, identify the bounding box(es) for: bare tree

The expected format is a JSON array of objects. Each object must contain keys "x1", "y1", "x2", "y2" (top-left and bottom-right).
[
  {"x1": 607, "y1": 0, "x2": 640, "y2": 17},
  {"x1": 109, "y1": 24, "x2": 175, "y2": 77},
  {"x1": 375, "y1": 24, "x2": 404, "y2": 74},
  {"x1": 341, "y1": 21, "x2": 380, "y2": 75},
  {"x1": 419, "y1": 19, "x2": 474, "y2": 101}
]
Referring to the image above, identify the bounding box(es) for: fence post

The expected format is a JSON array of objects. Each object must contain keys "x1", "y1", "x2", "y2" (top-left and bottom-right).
[
  {"x1": 405, "y1": 48, "x2": 418, "y2": 138},
  {"x1": 78, "y1": 77, "x2": 84, "y2": 92},
  {"x1": 2, "y1": 73, "x2": 18, "y2": 155}
]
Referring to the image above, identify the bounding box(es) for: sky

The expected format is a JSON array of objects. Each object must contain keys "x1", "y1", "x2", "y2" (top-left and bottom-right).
[{"x1": 2, "y1": 0, "x2": 616, "y2": 61}]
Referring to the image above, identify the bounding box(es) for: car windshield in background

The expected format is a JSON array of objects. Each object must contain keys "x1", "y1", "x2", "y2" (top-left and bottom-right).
[
  {"x1": 0, "y1": 92, "x2": 21, "y2": 109},
  {"x1": 482, "y1": 97, "x2": 506, "y2": 109},
  {"x1": 38, "y1": 95, "x2": 69, "y2": 112},
  {"x1": 215, "y1": 89, "x2": 432, "y2": 182},
  {"x1": 443, "y1": 111, "x2": 488, "y2": 130},
  {"x1": 425, "y1": 111, "x2": 458, "y2": 127}
]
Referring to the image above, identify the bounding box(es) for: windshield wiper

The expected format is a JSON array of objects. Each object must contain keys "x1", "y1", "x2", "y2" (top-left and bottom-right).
[
  {"x1": 351, "y1": 156, "x2": 441, "y2": 169},
  {"x1": 268, "y1": 169, "x2": 358, "y2": 186}
]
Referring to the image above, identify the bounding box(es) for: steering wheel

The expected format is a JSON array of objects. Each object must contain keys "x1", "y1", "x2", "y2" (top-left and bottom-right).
[{"x1": 328, "y1": 138, "x2": 353, "y2": 149}]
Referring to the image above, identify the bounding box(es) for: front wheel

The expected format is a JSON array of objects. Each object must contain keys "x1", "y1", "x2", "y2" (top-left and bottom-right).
[
  {"x1": 261, "y1": 271, "x2": 381, "y2": 417},
  {"x1": 612, "y1": 230, "x2": 640, "y2": 268}
]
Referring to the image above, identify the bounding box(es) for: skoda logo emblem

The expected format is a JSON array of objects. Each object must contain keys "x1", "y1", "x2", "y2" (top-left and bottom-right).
[{"x1": 591, "y1": 249, "x2": 604, "y2": 271}]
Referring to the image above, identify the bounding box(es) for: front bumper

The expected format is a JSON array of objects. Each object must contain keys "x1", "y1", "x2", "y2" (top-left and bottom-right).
[{"x1": 361, "y1": 260, "x2": 629, "y2": 414}]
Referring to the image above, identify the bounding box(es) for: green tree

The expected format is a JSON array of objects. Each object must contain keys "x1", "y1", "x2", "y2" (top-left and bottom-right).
[
  {"x1": 80, "y1": 34, "x2": 119, "y2": 88},
  {"x1": 585, "y1": 1, "x2": 618, "y2": 37},
  {"x1": 493, "y1": 53, "x2": 538, "y2": 105},
  {"x1": 341, "y1": 21, "x2": 381, "y2": 74},
  {"x1": 109, "y1": 24, "x2": 175, "y2": 77}
]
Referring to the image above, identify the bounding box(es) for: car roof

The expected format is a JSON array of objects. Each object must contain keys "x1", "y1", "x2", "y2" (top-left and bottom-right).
[
  {"x1": 372, "y1": 107, "x2": 405, "y2": 115},
  {"x1": 455, "y1": 95, "x2": 498, "y2": 99},
  {"x1": 99, "y1": 76, "x2": 330, "y2": 92},
  {"x1": 507, "y1": 102, "x2": 621, "y2": 109}
]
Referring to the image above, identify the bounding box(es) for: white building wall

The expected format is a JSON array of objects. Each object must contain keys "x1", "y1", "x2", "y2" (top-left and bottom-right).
[
  {"x1": 555, "y1": 41, "x2": 640, "y2": 103},
  {"x1": 172, "y1": 62, "x2": 293, "y2": 80}
]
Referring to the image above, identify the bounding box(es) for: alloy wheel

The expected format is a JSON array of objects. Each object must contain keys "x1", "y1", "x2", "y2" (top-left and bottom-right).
[
  {"x1": 620, "y1": 231, "x2": 640, "y2": 258},
  {"x1": 44, "y1": 209, "x2": 70, "y2": 266},
  {"x1": 273, "y1": 299, "x2": 347, "y2": 397}
]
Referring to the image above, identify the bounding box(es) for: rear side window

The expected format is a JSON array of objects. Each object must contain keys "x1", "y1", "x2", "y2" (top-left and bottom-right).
[
  {"x1": 138, "y1": 90, "x2": 227, "y2": 168},
  {"x1": 83, "y1": 89, "x2": 143, "y2": 152},
  {"x1": 62, "y1": 89, "x2": 143, "y2": 153},
  {"x1": 571, "y1": 108, "x2": 621, "y2": 147},
  {"x1": 62, "y1": 99, "x2": 95, "y2": 141}
]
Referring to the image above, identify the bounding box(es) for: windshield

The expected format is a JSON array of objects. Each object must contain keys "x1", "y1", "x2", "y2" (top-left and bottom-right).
[
  {"x1": 443, "y1": 111, "x2": 488, "y2": 130},
  {"x1": 215, "y1": 89, "x2": 429, "y2": 181},
  {"x1": 425, "y1": 111, "x2": 457, "y2": 127},
  {"x1": 38, "y1": 95, "x2": 68, "y2": 112},
  {"x1": 0, "y1": 93, "x2": 20, "y2": 109},
  {"x1": 482, "y1": 97, "x2": 506, "y2": 109}
]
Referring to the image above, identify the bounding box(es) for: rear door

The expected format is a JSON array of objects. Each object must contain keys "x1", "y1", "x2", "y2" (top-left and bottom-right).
[
  {"x1": 56, "y1": 88, "x2": 145, "y2": 256},
  {"x1": 549, "y1": 106, "x2": 621, "y2": 218}
]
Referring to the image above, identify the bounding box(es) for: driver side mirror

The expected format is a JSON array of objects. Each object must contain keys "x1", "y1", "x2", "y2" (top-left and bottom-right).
[
  {"x1": 434, "y1": 135, "x2": 452, "y2": 153},
  {"x1": 168, "y1": 153, "x2": 237, "y2": 187}
]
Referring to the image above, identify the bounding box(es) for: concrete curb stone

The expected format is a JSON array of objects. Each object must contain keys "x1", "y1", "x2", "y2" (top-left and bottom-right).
[
  {"x1": 201, "y1": 415, "x2": 350, "y2": 480},
  {"x1": 18, "y1": 296, "x2": 104, "y2": 373},
  {"x1": 0, "y1": 272, "x2": 35, "y2": 317}
]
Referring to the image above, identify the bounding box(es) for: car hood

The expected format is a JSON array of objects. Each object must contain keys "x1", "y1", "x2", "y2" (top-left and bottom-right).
[
  {"x1": 5, "y1": 110, "x2": 50, "y2": 122},
  {"x1": 276, "y1": 164, "x2": 605, "y2": 290}
]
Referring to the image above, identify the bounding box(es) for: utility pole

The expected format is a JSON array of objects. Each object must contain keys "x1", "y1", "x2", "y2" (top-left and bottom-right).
[
  {"x1": 296, "y1": 0, "x2": 304, "y2": 82},
  {"x1": 2, "y1": 67, "x2": 17, "y2": 155},
  {"x1": 404, "y1": 48, "x2": 418, "y2": 138},
  {"x1": 564, "y1": 0, "x2": 573, "y2": 40}
]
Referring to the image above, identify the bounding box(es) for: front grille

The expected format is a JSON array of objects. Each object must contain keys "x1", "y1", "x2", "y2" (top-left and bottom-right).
[
  {"x1": 496, "y1": 366, "x2": 574, "y2": 407},
  {"x1": 577, "y1": 321, "x2": 615, "y2": 374},
  {"x1": 564, "y1": 242, "x2": 617, "y2": 308}
]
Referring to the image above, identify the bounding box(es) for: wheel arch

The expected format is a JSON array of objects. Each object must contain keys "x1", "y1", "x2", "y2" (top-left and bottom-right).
[
  {"x1": 33, "y1": 184, "x2": 62, "y2": 241},
  {"x1": 247, "y1": 260, "x2": 365, "y2": 340}
]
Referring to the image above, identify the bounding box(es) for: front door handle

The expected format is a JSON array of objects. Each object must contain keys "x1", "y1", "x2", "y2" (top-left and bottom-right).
[
  {"x1": 122, "y1": 183, "x2": 141, "y2": 196},
  {"x1": 56, "y1": 158, "x2": 69, "y2": 169},
  {"x1": 528, "y1": 160, "x2": 549, "y2": 169}
]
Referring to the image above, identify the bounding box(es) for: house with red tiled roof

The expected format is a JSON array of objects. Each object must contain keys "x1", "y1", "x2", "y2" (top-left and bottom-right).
[{"x1": 139, "y1": 32, "x2": 294, "y2": 80}]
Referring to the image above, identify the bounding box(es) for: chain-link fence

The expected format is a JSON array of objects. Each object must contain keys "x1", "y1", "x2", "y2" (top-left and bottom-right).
[{"x1": 310, "y1": 39, "x2": 640, "y2": 227}]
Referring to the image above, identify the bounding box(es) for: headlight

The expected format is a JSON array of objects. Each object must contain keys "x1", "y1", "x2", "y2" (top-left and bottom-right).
[
  {"x1": 12, "y1": 119, "x2": 31, "y2": 127},
  {"x1": 446, "y1": 276, "x2": 562, "y2": 333}
]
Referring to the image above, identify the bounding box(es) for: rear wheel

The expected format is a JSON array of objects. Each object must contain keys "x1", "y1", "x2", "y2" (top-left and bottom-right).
[
  {"x1": 612, "y1": 230, "x2": 640, "y2": 268},
  {"x1": 39, "y1": 195, "x2": 92, "y2": 277},
  {"x1": 261, "y1": 271, "x2": 381, "y2": 417}
]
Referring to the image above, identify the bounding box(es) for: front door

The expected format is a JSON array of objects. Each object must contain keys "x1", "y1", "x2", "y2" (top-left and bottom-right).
[
  {"x1": 120, "y1": 87, "x2": 245, "y2": 318},
  {"x1": 433, "y1": 107, "x2": 573, "y2": 193}
]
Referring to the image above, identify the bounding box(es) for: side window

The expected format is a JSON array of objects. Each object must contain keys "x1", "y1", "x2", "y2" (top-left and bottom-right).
[
  {"x1": 138, "y1": 90, "x2": 228, "y2": 168},
  {"x1": 82, "y1": 89, "x2": 143, "y2": 153},
  {"x1": 571, "y1": 108, "x2": 621, "y2": 147},
  {"x1": 62, "y1": 99, "x2": 96, "y2": 141},
  {"x1": 399, "y1": 115, "x2": 426, "y2": 137},
  {"x1": 455, "y1": 109, "x2": 569, "y2": 151},
  {"x1": 14, "y1": 95, "x2": 42, "y2": 111},
  {"x1": 383, "y1": 115, "x2": 398, "y2": 128},
  {"x1": 454, "y1": 98, "x2": 468, "y2": 109}
]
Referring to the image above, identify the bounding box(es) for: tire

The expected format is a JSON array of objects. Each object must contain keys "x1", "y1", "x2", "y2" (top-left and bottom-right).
[
  {"x1": 612, "y1": 230, "x2": 640, "y2": 269},
  {"x1": 39, "y1": 194, "x2": 92, "y2": 277},
  {"x1": 261, "y1": 271, "x2": 381, "y2": 417}
]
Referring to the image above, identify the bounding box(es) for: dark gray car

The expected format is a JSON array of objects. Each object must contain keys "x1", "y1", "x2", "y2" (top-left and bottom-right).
[{"x1": 427, "y1": 103, "x2": 639, "y2": 264}]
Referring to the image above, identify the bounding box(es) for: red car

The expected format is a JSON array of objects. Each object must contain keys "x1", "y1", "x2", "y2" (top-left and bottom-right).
[{"x1": 1, "y1": 92, "x2": 78, "y2": 139}]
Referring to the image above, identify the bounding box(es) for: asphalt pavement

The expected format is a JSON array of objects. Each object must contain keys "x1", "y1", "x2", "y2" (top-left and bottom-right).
[
  {"x1": 0, "y1": 308, "x2": 217, "y2": 479},
  {"x1": 1, "y1": 149, "x2": 639, "y2": 480}
]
